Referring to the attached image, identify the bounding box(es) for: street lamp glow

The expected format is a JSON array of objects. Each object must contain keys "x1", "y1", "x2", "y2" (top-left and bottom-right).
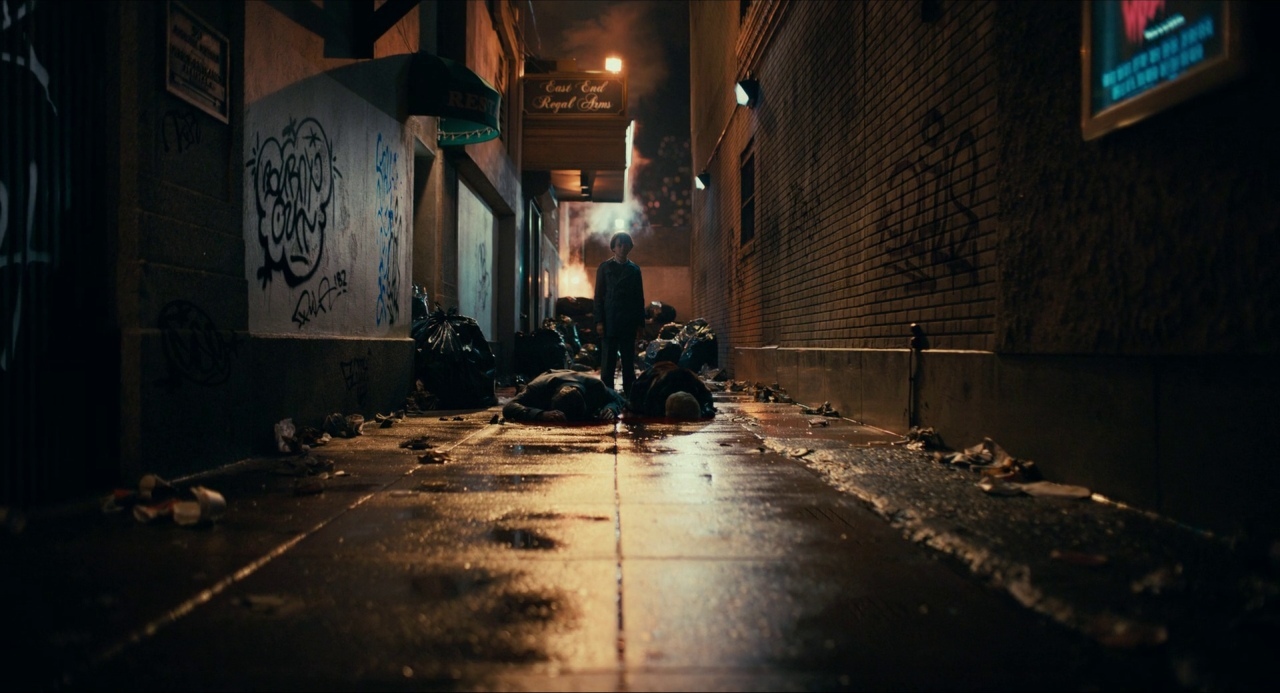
[{"x1": 605, "y1": 56, "x2": 622, "y2": 73}]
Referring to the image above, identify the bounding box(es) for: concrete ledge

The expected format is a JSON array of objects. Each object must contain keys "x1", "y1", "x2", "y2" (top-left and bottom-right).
[{"x1": 734, "y1": 346, "x2": 1280, "y2": 536}]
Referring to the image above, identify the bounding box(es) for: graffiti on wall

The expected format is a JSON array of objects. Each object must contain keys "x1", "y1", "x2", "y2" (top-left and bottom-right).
[
  {"x1": 374, "y1": 133, "x2": 401, "y2": 326},
  {"x1": 877, "y1": 108, "x2": 980, "y2": 293},
  {"x1": 2, "y1": 0, "x2": 59, "y2": 372},
  {"x1": 155, "y1": 299, "x2": 238, "y2": 390},
  {"x1": 474, "y1": 242, "x2": 490, "y2": 316},
  {"x1": 246, "y1": 116, "x2": 341, "y2": 288},
  {"x1": 340, "y1": 352, "x2": 370, "y2": 407},
  {"x1": 291, "y1": 269, "x2": 349, "y2": 329},
  {"x1": 161, "y1": 107, "x2": 202, "y2": 154}
]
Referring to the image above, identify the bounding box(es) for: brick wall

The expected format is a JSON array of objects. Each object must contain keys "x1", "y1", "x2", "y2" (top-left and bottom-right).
[{"x1": 693, "y1": 0, "x2": 999, "y2": 368}]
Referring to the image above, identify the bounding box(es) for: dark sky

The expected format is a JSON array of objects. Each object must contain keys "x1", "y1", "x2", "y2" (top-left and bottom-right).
[{"x1": 524, "y1": 1, "x2": 691, "y2": 230}]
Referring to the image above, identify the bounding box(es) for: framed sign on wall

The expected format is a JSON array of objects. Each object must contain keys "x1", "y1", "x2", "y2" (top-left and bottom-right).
[
  {"x1": 166, "y1": 1, "x2": 230, "y2": 123},
  {"x1": 1081, "y1": 0, "x2": 1244, "y2": 140}
]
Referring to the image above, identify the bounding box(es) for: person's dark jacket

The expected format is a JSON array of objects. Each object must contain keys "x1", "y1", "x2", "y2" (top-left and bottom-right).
[
  {"x1": 626, "y1": 361, "x2": 716, "y2": 418},
  {"x1": 594, "y1": 258, "x2": 645, "y2": 337},
  {"x1": 503, "y1": 369, "x2": 626, "y2": 422}
]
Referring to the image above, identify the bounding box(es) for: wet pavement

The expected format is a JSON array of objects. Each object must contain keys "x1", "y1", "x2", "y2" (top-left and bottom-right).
[{"x1": 2, "y1": 385, "x2": 1278, "y2": 691}]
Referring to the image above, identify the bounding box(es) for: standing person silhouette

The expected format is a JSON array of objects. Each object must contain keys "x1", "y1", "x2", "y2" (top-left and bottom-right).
[{"x1": 594, "y1": 231, "x2": 645, "y2": 392}]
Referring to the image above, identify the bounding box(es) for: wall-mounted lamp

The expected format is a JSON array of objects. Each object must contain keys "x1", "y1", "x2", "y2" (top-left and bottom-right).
[
  {"x1": 735, "y1": 78, "x2": 760, "y2": 107},
  {"x1": 695, "y1": 172, "x2": 710, "y2": 190},
  {"x1": 605, "y1": 56, "x2": 623, "y2": 73}
]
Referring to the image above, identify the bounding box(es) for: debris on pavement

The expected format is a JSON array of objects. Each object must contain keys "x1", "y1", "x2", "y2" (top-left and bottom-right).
[
  {"x1": 375, "y1": 410, "x2": 406, "y2": 428},
  {"x1": 274, "y1": 418, "x2": 297, "y2": 453},
  {"x1": 400, "y1": 436, "x2": 434, "y2": 450},
  {"x1": 807, "y1": 417, "x2": 830, "y2": 427},
  {"x1": 936, "y1": 437, "x2": 1043, "y2": 483},
  {"x1": 1017, "y1": 480, "x2": 1091, "y2": 499},
  {"x1": 417, "y1": 451, "x2": 449, "y2": 465},
  {"x1": 324, "y1": 412, "x2": 366, "y2": 438},
  {"x1": 489, "y1": 414, "x2": 500, "y2": 424},
  {"x1": 105, "y1": 475, "x2": 227, "y2": 527},
  {"x1": 897, "y1": 426, "x2": 946, "y2": 451},
  {"x1": 801, "y1": 401, "x2": 840, "y2": 417},
  {"x1": 405, "y1": 379, "x2": 439, "y2": 414}
]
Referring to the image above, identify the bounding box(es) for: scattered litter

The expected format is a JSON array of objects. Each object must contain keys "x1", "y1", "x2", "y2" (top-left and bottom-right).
[
  {"x1": 453, "y1": 416, "x2": 464, "y2": 421},
  {"x1": 399, "y1": 436, "x2": 434, "y2": 451},
  {"x1": 1131, "y1": 564, "x2": 1185, "y2": 595},
  {"x1": 324, "y1": 412, "x2": 365, "y2": 438},
  {"x1": 235, "y1": 593, "x2": 304, "y2": 616},
  {"x1": 801, "y1": 401, "x2": 840, "y2": 417},
  {"x1": 389, "y1": 490, "x2": 419, "y2": 497},
  {"x1": 333, "y1": 470, "x2": 350, "y2": 477},
  {"x1": 1050, "y1": 549, "x2": 1109, "y2": 567},
  {"x1": 936, "y1": 437, "x2": 1041, "y2": 482},
  {"x1": 375, "y1": 411, "x2": 406, "y2": 428},
  {"x1": 898, "y1": 426, "x2": 945, "y2": 451},
  {"x1": 274, "y1": 418, "x2": 296, "y2": 453},
  {"x1": 405, "y1": 379, "x2": 439, "y2": 413},
  {"x1": 788, "y1": 448, "x2": 814, "y2": 459},
  {"x1": 105, "y1": 475, "x2": 227, "y2": 527},
  {"x1": 807, "y1": 418, "x2": 830, "y2": 427},
  {"x1": 489, "y1": 414, "x2": 500, "y2": 424},
  {"x1": 418, "y1": 452, "x2": 449, "y2": 465}
]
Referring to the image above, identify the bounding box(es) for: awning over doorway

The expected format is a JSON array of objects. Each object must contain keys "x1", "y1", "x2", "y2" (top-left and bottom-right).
[{"x1": 407, "y1": 52, "x2": 501, "y2": 146}]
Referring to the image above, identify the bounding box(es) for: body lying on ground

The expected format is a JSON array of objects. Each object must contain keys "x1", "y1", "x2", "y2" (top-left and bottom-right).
[
  {"x1": 626, "y1": 361, "x2": 716, "y2": 420},
  {"x1": 503, "y1": 369, "x2": 626, "y2": 423}
]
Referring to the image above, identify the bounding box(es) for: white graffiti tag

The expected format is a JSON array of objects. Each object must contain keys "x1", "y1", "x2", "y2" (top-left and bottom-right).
[{"x1": 246, "y1": 117, "x2": 340, "y2": 288}]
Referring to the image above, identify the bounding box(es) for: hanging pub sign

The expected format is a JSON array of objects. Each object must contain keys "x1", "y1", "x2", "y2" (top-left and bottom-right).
[
  {"x1": 166, "y1": 1, "x2": 230, "y2": 123},
  {"x1": 523, "y1": 74, "x2": 626, "y2": 116},
  {"x1": 1082, "y1": 0, "x2": 1244, "y2": 140}
]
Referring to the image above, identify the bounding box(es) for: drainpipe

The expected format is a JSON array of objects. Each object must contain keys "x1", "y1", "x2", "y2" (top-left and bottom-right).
[{"x1": 908, "y1": 323, "x2": 926, "y2": 429}]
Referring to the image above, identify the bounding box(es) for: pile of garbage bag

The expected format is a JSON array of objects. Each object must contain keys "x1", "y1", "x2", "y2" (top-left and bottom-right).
[
  {"x1": 411, "y1": 305, "x2": 497, "y2": 409},
  {"x1": 555, "y1": 296, "x2": 597, "y2": 345},
  {"x1": 640, "y1": 317, "x2": 719, "y2": 371},
  {"x1": 513, "y1": 318, "x2": 573, "y2": 381}
]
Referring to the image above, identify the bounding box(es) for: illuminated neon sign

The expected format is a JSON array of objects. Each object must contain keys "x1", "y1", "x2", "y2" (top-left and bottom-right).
[{"x1": 1082, "y1": 0, "x2": 1244, "y2": 140}]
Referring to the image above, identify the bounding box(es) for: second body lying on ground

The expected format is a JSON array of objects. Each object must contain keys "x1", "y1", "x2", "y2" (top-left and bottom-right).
[{"x1": 626, "y1": 361, "x2": 716, "y2": 419}]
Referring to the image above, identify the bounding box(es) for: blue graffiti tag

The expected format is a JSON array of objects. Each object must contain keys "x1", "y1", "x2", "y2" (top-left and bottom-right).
[{"x1": 374, "y1": 133, "x2": 401, "y2": 326}]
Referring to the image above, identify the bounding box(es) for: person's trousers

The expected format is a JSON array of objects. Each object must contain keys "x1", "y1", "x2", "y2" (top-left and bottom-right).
[{"x1": 599, "y1": 333, "x2": 636, "y2": 392}]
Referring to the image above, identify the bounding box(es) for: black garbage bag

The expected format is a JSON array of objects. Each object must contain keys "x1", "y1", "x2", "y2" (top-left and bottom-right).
[
  {"x1": 658, "y1": 321, "x2": 683, "y2": 340},
  {"x1": 552, "y1": 316, "x2": 582, "y2": 355},
  {"x1": 574, "y1": 342, "x2": 600, "y2": 369},
  {"x1": 678, "y1": 329, "x2": 718, "y2": 371},
  {"x1": 514, "y1": 325, "x2": 572, "y2": 380},
  {"x1": 645, "y1": 339, "x2": 683, "y2": 367},
  {"x1": 555, "y1": 296, "x2": 594, "y2": 317},
  {"x1": 411, "y1": 307, "x2": 497, "y2": 409}
]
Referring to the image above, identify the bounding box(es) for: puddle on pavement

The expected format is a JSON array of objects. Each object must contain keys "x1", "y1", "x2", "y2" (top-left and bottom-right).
[
  {"x1": 489, "y1": 527, "x2": 558, "y2": 550},
  {"x1": 416, "y1": 475, "x2": 560, "y2": 493},
  {"x1": 502, "y1": 511, "x2": 611, "y2": 522}
]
